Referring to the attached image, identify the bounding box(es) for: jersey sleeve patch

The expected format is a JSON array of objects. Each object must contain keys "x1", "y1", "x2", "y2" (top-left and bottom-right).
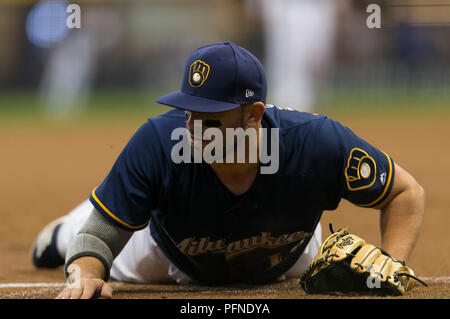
[
  {"x1": 344, "y1": 148, "x2": 377, "y2": 191},
  {"x1": 343, "y1": 148, "x2": 394, "y2": 208},
  {"x1": 309, "y1": 117, "x2": 395, "y2": 209},
  {"x1": 357, "y1": 151, "x2": 394, "y2": 207}
]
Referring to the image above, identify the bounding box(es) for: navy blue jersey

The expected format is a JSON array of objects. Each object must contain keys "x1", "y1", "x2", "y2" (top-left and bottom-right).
[{"x1": 89, "y1": 105, "x2": 394, "y2": 284}]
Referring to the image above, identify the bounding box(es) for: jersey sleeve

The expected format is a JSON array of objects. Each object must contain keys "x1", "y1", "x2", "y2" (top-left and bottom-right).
[
  {"x1": 89, "y1": 121, "x2": 163, "y2": 230},
  {"x1": 312, "y1": 117, "x2": 395, "y2": 209}
]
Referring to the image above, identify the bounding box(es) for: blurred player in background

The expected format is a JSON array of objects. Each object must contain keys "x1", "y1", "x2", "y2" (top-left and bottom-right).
[
  {"x1": 256, "y1": 0, "x2": 341, "y2": 112},
  {"x1": 26, "y1": 1, "x2": 122, "y2": 120}
]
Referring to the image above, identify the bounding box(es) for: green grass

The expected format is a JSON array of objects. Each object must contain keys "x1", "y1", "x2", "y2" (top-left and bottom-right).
[
  {"x1": 0, "y1": 87, "x2": 449, "y2": 128},
  {"x1": 0, "y1": 89, "x2": 172, "y2": 128},
  {"x1": 315, "y1": 86, "x2": 450, "y2": 119}
]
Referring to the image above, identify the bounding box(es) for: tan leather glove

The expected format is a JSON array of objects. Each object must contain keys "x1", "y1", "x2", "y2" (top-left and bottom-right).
[{"x1": 300, "y1": 225, "x2": 427, "y2": 295}]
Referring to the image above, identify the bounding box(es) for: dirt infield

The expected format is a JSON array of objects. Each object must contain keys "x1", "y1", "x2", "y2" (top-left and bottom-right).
[{"x1": 1, "y1": 111, "x2": 449, "y2": 299}]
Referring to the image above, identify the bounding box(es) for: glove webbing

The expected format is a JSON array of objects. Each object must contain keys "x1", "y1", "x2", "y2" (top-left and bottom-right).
[{"x1": 301, "y1": 224, "x2": 428, "y2": 288}]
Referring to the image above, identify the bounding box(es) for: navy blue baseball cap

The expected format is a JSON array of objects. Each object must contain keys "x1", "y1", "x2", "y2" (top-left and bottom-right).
[{"x1": 156, "y1": 42, "x2": 267, "y2": 113}]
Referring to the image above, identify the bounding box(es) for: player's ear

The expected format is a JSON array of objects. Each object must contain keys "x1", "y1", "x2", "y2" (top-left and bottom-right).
[{"x1": 246, "y1": 102, "x2": 265, "y2": 126}]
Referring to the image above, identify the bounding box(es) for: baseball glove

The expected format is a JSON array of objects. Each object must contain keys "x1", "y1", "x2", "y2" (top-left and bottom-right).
[{"x1": 300, "y1": 225, "x2": 427, "y2": 295}]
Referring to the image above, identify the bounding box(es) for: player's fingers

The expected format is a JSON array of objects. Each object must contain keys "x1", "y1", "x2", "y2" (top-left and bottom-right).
[
  {"x1": 55, "y1": 287, "x2": 72, "y2": 299},
  {"x1": 100, "y1": 282, "x2": 113, "y2": 299},
  {"x1": 64, "y1": 280, "x2": 84, "y2": 299},
  {"x1": 55, "y1": 280, "x2": 81, "y2": 299},
  {"x1": 80, "y1": 281, "x2": 98, "y2": 299},
  {"x1": 69, "y1": 287, "x2": 84, "y2": 299}
]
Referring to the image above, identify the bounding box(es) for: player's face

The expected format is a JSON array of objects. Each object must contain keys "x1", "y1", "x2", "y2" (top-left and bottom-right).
[{"x1": 185, "y1": 106, "x2": 246, "y2": 150}]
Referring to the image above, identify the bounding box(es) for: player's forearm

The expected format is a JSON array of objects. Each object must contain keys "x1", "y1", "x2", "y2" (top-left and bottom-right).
[
  {"x1": 64, "y1": 208, "x2": 134, "y2": 282},
  {"x1": 379, "y1": 182, "x2": 425, "y2": 262}
]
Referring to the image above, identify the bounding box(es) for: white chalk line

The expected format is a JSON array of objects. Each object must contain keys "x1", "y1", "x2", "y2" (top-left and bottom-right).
[
  {"x1": 0, "y1": 283, "x2": 66, "y2": 288},
  {"x1": 0, "y1": 277, "x2": 449, "y2": 289},
  {"x1": 420, "y1": 276, "x2": 450, "y2": 283},
  {"x1": 0, "y1": 282, "x2": 123, "y2": 289}
]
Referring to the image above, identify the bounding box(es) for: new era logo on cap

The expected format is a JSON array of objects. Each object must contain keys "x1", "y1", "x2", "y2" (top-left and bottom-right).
[{"x1": 156, "y1": 42, "x2": 267, "y2": 113}]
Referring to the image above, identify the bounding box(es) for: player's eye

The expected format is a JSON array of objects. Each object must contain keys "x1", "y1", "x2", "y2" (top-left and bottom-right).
[
  {"x1": 204, "y1": 120, "x2": 221, "y2": 127},
  {"x1": 185, "y1": 112, "x2": 221, "y2": 127}
]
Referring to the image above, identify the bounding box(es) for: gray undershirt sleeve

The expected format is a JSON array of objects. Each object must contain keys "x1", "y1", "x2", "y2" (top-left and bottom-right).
[{"x1": 64, "y1": 207, "x2": 134, "y2": 282}]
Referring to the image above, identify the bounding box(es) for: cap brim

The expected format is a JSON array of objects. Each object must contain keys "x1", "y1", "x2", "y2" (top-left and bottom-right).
[{"x1": 156, "y1": 90, "x2": 240, "y2": 113}]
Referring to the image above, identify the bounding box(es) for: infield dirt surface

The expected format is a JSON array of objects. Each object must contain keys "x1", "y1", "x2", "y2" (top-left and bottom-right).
[{"x1": 1, "y1": 111, "x2": 449, "y2": 299}]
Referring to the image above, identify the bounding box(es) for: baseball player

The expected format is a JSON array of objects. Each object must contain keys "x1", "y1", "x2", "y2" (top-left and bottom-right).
[
  {"x1": 31, "y1": 42, "x2": 425, "y2": 298},
  {"x1": 259, "y1": 0, "x2": 338, "y2": 112}
]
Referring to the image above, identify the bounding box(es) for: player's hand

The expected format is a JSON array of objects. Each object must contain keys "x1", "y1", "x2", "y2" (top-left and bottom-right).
[{"x1": 56, "y1": 279, "x2": 113, "y2": 299}]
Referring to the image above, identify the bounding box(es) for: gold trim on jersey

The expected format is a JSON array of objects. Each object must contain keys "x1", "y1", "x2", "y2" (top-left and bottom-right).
[
  {"x1": 91, "y1": 187, "x2": 149, "y2": 230},
  {"x1": 357, "y1": 151, "x2": 393, "y2": 207}
]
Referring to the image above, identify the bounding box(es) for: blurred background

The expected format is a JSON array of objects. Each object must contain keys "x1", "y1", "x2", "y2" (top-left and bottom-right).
[
  {"x1": 0, "y1": 0, "x2": 450, "y2": 284},
  {"x1": 0, "y1": 0, "x2": 449, "y2": 122}
]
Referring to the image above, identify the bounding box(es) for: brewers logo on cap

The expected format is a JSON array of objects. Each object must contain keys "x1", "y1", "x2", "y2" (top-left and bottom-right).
[{"x1": 189, "y1": 60, "x2": 210, "y2": 87}]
